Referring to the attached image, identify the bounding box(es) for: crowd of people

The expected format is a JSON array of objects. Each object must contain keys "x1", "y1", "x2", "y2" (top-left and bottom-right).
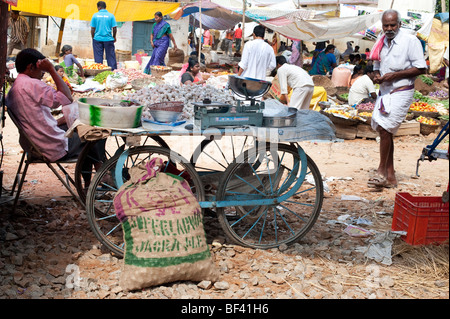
[{"x1": 5, "y1": 4, "x2": 445, "y2": 192}]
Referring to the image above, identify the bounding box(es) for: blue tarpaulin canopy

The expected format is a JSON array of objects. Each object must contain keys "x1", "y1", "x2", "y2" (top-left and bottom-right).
[{"x1": 435, "y1": 12, "x2": 449, "y2": 23}]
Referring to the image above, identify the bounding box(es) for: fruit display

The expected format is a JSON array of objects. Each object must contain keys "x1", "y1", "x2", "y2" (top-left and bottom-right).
[
  {"x1": 126, "y1": 84, "x2": 236, "y2": 120},
  {"x1": 409, "y1": 102, "x2": 437, "y2": 113},
  {"x1": 324, "y1": 109, "x2": 359, "y2": 120},
  {"x1": 415, "y1": 116, "x2": 439, "y2": 125},
  {"x1": 359, "y1": 112, "x2": 372, "y2": 117},
  {"x1": 83, "y1": 63, "x2": 110, "y2": 70}
]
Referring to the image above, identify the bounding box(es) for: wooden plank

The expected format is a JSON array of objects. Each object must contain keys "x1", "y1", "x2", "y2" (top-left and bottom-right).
[
  {"x1": 395, "y1": 121, "x2": 420, "y2": 136},
  {"x1": 357, "y1": 124, "x2": 378, "y2": 139},
  {"x1": 334, "y1": 123, "x2": 358, "y2": 140}
]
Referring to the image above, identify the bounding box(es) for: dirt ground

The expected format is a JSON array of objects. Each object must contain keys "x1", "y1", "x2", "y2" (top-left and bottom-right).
[{"x1": 0, "y1": 115, "x2": 449, "y2": 300}]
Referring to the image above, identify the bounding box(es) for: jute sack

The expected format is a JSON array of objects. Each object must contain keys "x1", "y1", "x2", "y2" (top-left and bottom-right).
[
  {"x1": 113, "y1": 158, "x2": 219, "y2": 291},
  {"x1": 168, "y1": 48, "x2": 185, "y2": 65}
]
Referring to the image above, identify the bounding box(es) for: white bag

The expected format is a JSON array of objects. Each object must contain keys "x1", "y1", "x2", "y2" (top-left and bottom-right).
[{"x1": 105, "y1": 72, "x2": 128, "y2": 89}]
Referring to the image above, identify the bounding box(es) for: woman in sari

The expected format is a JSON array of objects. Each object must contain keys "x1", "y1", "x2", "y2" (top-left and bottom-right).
[
  {"x1": 144, "y1": 12, "x2": 178, "y2": 74},
  {"x1": 309, "y1": 44, "x2": 337, "y2": 76}
]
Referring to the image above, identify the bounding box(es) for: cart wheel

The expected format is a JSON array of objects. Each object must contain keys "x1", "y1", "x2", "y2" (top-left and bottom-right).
[
  {"x1": 216, "y1": 143, "x2": 323, "y2": 249},
  {"x1": 190, "y1": 135, "x2": 258, "y2": 194},
  {"x1": 75, "y1": 135, "x2": 168, "y2": 204},
  {"x1": 85, "y1": 145, "x2": 204, "y2": 257}
]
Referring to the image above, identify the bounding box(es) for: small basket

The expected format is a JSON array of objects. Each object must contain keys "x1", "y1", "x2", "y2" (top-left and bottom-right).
[
  {"x1": 336, "y1": 94, "x2": 348, "y2": 103},
  {"x1": 405, "y1": 113, "x2": 415, "y2": 121},
  {"x1": 131, "y1": 78, "x2": 154, "y2": 91},
  {"x1": 412, "y1": 111, "x2": 440, "y2": 118},
  {"x1": 150, "y1": 66, "x2": 172, "y2": 77},
  {"x1": 320, "y1": 110, "x2": 360, "y2": 126},
  {"x1": 83, "y1": 67, "x2": 112, "y2": 76},
  {"x1": 420, "y1": 122, "x2": 440, "y2": 135}
]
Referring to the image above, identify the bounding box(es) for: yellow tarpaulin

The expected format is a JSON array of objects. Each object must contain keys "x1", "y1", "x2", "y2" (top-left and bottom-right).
[
  {"x1": 14, "y1": 0, "x2": 180, "y2": 22},
  {"x1": 428, "y1": 18, "x2": 449, "y2": 74},
  {"x1": 288, "y1": 86, "x2": 328, "y2": 111}
]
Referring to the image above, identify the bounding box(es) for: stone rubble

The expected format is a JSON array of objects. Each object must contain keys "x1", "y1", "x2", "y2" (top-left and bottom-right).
[{"x1": 1, "y1": 194, "x2": 448, "y2": 300}]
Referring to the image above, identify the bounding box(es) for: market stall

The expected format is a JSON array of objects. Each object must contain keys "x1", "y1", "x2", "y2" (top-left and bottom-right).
[{"x1": 65, "y1": 75, "x2": 337, "y2": 257}]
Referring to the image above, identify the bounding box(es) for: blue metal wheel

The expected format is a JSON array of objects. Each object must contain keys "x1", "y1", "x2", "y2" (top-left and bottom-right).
[
  {"x1": 85, "y1": 145, "x2": 204, "y2": 257},
  {"x1": 215, "y1": 143, "x2": 323, "y2": 249}
]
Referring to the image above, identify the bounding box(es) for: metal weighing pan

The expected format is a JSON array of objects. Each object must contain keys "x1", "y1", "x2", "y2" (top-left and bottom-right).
[{"x1": 263, "y1": 107, "x2": 297, "y2": 127}]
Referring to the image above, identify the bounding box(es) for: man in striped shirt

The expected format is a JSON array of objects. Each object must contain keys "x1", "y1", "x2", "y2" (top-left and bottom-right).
[{"x1": 7, "y1": 10, "x2": 29, "y2": 56}]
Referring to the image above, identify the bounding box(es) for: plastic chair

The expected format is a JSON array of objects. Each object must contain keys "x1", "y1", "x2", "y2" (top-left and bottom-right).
[{"x1": 6, "y1": 108, "x2": 84, "y2": 213}]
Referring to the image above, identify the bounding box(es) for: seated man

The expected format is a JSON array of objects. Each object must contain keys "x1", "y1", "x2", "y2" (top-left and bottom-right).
[
  {"x1": 348, "y1": 65, "x2": 378, "y2": 106},
  {"x1": 6, "y1": 48, "x2": 102, "y2": 163}
]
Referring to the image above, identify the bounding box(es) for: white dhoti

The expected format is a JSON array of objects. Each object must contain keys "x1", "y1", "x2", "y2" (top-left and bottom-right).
[
  {"x1": 290, "y1": 85, "x2": 314, "y2": 110},
  {"x1": 371, "y1": 88, "x2": 414, "y2": 135}
]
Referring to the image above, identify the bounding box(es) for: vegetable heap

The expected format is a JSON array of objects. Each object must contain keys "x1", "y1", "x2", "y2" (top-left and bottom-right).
[{"x1": 83, "y1": 63, "x2": 110, "y2": 70}]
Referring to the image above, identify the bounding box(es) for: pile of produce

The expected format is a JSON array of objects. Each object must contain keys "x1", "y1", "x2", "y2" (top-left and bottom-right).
[
  {"x1": 97, "y1": 100, "x2": 139, "y2": 107},
  {"x1": 356, "y1": 101, "x2": 375, "y2": 111},
  {"x1": 126, "y1": 85, "x2": 236, "y2": 120},
  {"x1": 418, "y1": 74, "x2": 433, "y2": 86},
  {"x1": 324, "y1": 109, "x2": 359, "y2": 120},
  {"x1": 432, "y1": 102, "x2": 449, "y2": 116},
  {"x1": 416, "y1": 116, "x2": 439, "y2": 126},
  {"x1": 83, "y1": 63, "x2": 110, "y2": 70},
  {"x1": 338, "y1": 93, "x2": 348, "y2": 100},
  {"x1": 359, "y1": 111, "x2": 372, "y2": 118},
  {"x1": 429, "y1": 90, "x2": 449, "y2": 100},
  {"x1": 93, "y1": 70, "x2": 114, "y2": 84},
  {"x1": 409, "y1": 102, "x2": 437, "y2": 113},
  {"x1": 114, "y1": 68, "x2": 152, "y2": 84}
]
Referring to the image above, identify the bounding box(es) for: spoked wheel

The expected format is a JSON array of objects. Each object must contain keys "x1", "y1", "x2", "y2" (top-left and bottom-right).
[
  {"x1": 85, "y1": 146, "x2": 204, "y2": 257},
  {"x1": 216, "y1": 143, "x2": 323, "y2": 249},
  {"x1": 75, "y1": 135, "x2": 168, "y2": 204},
  {"x1": 190, "y1": 135, "x2": 258, "y2": 195}
]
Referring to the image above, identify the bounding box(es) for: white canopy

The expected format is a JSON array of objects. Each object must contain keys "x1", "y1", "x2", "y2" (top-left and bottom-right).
[{"x1": 260, "y1": 12, "x2": 382, "y2": 41}]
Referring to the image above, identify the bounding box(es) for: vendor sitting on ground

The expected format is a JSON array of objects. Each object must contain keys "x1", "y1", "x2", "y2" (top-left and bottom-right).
[
  {"x1": 348, "y1": 65, "x2": 377, "y2": 106},
  {"x1": 275, "y1": 55, "x2": 314, "y2": 110},
  {"x1": 6, "y1": 48, "x2": 104, "y2": 164},
  {"x1": 181, "y1": 58, "x2": 206, "y2": 86}
]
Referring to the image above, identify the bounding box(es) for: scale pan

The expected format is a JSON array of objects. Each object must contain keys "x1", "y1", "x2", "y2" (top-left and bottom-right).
[{"x1": 228, "y1": 75, "x2": 272, "y2": 98}]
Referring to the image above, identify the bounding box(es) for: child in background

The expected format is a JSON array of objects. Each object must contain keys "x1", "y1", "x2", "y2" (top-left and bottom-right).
[
  {"x1": 47, "y1": 65, "x2": 73, "y2": 94},
  {"x1": 59, "y1": 44, "x2": 85, "y2": 84}
]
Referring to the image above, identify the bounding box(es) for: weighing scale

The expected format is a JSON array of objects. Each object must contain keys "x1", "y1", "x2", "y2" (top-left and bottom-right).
[{"x1": 193, "y1": 75, "x2": 272, "y2": 130}]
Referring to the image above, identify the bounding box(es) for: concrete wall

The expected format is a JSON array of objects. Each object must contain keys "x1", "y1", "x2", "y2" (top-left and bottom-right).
[{"x1": 37, "y1": 16, "x2": 189, "y2": 61}]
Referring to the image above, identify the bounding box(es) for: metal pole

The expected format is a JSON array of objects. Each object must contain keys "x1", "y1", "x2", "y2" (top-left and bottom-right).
[
  {"x1": 242, "y1": 0, "x2": 246, "y2": 53},
  {"x1": 199, "y1": 1, "x2": 202, "y2": 64}
]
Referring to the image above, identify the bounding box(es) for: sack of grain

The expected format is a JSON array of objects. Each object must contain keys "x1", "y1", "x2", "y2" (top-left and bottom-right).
[
  {"x1": 113, "y1": 158, "x2": 219, "y2": 291},
  {"x1": 168, "y1": 48, "x2": 185, "y2": 65}
]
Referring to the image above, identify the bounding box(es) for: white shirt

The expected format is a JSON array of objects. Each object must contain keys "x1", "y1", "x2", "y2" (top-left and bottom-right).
[
  {"x1": 239, "y1": 39, "x2": 276, "y2": 80},
  {"x1": 277, "y1": 63, "x2": 314, "y2": 95},
  {"x1": 348, "y1": 74, "x2": 376, "y2": 106},
  {"x1": 373, "y1": 29, "x2": 427, "y2": 94}
]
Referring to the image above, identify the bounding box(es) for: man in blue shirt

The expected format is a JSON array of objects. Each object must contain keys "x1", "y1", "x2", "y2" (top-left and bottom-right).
[{"x1": 90, "y1": 1, "x2": 117, "y2": 70}]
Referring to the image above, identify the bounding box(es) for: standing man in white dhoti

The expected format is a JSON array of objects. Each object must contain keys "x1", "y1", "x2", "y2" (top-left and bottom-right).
[
  {"x1": 369, "y1": 10, "x2": 427, "y2": 189},
  {"x1": 238, "y1": 25, "x2": 276, "y2": 81}
]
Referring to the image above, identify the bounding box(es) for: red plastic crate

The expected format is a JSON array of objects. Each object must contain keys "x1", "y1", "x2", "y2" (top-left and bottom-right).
[{"x1": 392, "y1": 192, "x2": 449, "y2": 245}]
